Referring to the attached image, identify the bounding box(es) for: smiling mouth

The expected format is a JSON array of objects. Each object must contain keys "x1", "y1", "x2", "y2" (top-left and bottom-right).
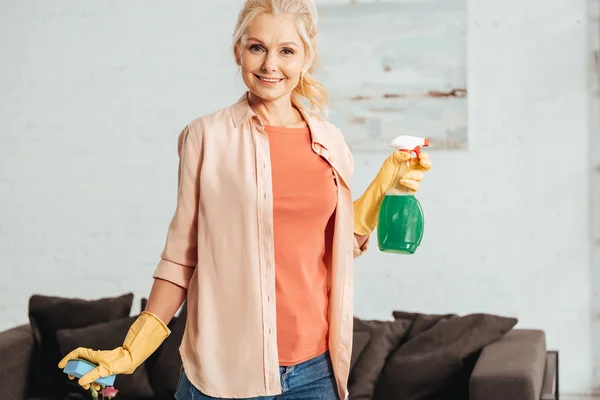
[{"x1": 254, "y1": 74, "x2": 284, "y2": 83}]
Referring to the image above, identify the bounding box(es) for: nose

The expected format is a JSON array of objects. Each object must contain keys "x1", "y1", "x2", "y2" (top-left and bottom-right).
[{"x1": 261, "y1": 52, "x2": 277, "y2": 73}]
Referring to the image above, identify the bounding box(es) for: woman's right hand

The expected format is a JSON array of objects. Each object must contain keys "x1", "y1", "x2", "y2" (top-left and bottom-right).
[{"x1": 58, "y1": 311, "x2": 171, "y2": 390}]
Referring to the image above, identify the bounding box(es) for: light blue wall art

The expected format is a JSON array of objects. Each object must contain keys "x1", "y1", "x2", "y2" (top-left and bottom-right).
[{"x1": 315, "y1": 0, "x2": 468, "y2": 151}]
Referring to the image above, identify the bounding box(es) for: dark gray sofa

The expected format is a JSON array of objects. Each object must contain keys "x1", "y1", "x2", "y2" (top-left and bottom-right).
[
  {"x1": 0, "y1": 324, "x2": 559, "y2": 400},
  {"x1": 0, "y1": 294, "x2": 559, "y2": 400}
]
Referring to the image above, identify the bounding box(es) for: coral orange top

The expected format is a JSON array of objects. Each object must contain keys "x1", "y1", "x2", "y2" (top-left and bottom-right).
[{"x1": 265, "y1": 124, "x2": 338, "y2": 366}]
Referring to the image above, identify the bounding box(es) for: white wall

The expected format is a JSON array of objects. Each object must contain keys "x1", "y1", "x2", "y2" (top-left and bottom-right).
[
  {"x1": 589, "y1": 0, "x2": 600, "y2": 391},
  {"x1": 0, "y1": 0, "x2": 594, "y2": 395}
]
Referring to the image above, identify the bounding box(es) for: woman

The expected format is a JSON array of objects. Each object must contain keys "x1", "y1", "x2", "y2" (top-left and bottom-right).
[{"x1": 58, "y1": 0, "x2": 432, "y2": 399}]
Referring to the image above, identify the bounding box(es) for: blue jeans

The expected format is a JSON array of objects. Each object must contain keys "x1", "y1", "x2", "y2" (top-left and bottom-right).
[{"x1": 175, "y1": 351, "x2": 340, "y2": 400}]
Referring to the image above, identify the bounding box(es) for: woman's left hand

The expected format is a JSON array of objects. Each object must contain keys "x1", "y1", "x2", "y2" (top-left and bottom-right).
[
  {"x1": 396, "y1": 151, "x2": 432, "y2": 192},
  {"x1": 353, "y1": 151, "x2": 432, "y2": 236}
]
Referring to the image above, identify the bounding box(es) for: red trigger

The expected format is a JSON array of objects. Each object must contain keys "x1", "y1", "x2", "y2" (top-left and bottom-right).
[{"x1": 414, "y1": 146, "x2": 421, "y2": 159}]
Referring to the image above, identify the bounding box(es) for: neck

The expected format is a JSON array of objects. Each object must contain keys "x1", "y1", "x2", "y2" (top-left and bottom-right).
[{"x1": 247, "y1": 92, "x2": 305, "y2": 128}]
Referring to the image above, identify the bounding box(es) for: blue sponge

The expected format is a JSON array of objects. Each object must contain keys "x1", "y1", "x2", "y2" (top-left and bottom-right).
[{"x1": 62, "y1": 359, "x2": 116, "y2": 387}]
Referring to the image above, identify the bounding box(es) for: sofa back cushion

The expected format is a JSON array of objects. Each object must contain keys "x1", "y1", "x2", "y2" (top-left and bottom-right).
[
  {"x1": 56, "y1": 314, "x2": 155, "y2": 399},
  {"x1": 28, "y1": 293, "x2": 134, "y2": 394},
  {"x1": 373, "y1": 312, "x2": 518, "y2": 400},
  {"x1": 348, "y1": 318, "x2": 412, "y2": 400},
  {"x1": 147, "y1": 301, "x2": 188, "y2": 397}
]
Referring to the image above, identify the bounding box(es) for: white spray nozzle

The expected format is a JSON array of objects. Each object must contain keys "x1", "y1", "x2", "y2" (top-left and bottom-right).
[{"x1": 390, "y1": 135, "x2": 429, "y2": 158}]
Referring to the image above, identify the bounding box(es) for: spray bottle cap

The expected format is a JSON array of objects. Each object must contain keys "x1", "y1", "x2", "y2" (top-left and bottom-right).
[{"x1": 390, "y1": 135, "x2": 430, "y2": 159}]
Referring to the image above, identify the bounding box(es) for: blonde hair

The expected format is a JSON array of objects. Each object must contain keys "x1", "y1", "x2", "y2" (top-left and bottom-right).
[{"x1": 232, "y1": 0, "x2": 329, "y2": 117}]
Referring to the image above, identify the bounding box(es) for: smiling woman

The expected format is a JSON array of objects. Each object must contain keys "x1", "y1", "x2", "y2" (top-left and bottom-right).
[
  {"x1": 232, "y1": 0, "x2": 327, "y2": 123},
  {"x1": 56, "y1": 0, "x2": 432, "y2": 399}
]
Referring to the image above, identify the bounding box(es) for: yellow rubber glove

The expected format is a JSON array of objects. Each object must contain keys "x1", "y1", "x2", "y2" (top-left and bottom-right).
[
  {"x1": 354, "y1": 151, "x2": 432, "y2": 236},
  {"x1": 58, "y1": 311, "x2": 170, "y2": 390}
]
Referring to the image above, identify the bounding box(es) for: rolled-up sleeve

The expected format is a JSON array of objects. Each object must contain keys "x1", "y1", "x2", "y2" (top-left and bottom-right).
[
  {"x1": 353, "y1": 234, "x2": 370, "y2": 258},
  {"x1": 153, "y1": 124, "x2": 201, "y2": 289}
]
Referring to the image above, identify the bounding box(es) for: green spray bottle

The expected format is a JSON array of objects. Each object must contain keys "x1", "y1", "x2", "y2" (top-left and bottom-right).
[{"x1": 377, "y1": 135, "x2": 429, "y2": 254}]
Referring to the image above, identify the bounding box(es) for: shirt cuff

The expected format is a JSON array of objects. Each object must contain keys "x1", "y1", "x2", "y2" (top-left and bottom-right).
[
  {"x1": 153, "y1": 259, "x2": 195, "y2": 289},
  {"x1": 353, "y1": 234, "x2": 370, "y2": 258}
]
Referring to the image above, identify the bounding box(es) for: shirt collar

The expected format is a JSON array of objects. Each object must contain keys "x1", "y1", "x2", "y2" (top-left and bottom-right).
[{"x1": 230, "y1": 91, "x2": 329, "y2": 148}]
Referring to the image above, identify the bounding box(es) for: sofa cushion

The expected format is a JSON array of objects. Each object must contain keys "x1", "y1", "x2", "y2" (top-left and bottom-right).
[
  {"x1": 56, "y1": 315, "x2": 155, "y2": 399},
  {"x1": 350, "y1": 331, "x2": 370, "y2": 372},
  {"x1": 0, "y1": 324, "x2": 36, "y2": 400},
  {"x1": 373, "y1": 312, "x2": 518, "y2": 400},
  {"x1": 392, "y1": 310, "x2": 456, "y2": 339},
  {"x1": 28, "y1": 293, "x2": 134, "y2": 393},
  {"x1": 348, "y1": 317, "x2": 411, "y2": 400},
  {"x1": 147, "y1": 301, "x2": 188, "y2": 397}
]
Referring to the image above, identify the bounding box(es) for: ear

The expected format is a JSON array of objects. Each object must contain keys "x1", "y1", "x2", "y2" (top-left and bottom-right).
[
  {"x1": 303, "y1": 40, "x2": 317, "y2": 73},
  {"x1": 303, "y1": 51, "x2": 315, "y2": 73},
  {"x1": 234, "y1": 43, "x2": 241, "y2": 66}
]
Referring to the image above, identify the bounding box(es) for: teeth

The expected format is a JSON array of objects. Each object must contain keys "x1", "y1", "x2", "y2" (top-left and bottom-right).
[{"x1": 259, "y1": 76, "x2": 282, "y2": 83}]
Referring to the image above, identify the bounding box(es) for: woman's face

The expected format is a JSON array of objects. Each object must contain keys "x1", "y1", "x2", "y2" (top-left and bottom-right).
[{"x1": 238, "y1": 13, "x2": 307, "y2": 103}]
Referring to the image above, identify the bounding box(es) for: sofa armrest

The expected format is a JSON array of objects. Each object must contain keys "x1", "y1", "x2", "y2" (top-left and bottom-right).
[
  {"x1": 469, "y1": 329, "x2": 547, "y2": 400},
  {"x1": 0, "y1": 324, "x2": 36, "y2": 400},
  {"x1": 541, "y1": 351, "x2": 559, "y2": 400}
]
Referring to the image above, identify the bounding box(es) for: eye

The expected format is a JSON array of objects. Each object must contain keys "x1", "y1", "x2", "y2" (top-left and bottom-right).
[
  {"x1": 249, "y1": 44, "x2": 264, "y2": 53},
  {"x1": 281, "y1": 48, "x2": 294, "y2": 55}
]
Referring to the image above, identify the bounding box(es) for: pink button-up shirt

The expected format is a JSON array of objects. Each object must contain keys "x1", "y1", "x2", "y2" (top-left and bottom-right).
[{"x1": 152, "y1": 92, "x2": 368, "y2": 399}]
